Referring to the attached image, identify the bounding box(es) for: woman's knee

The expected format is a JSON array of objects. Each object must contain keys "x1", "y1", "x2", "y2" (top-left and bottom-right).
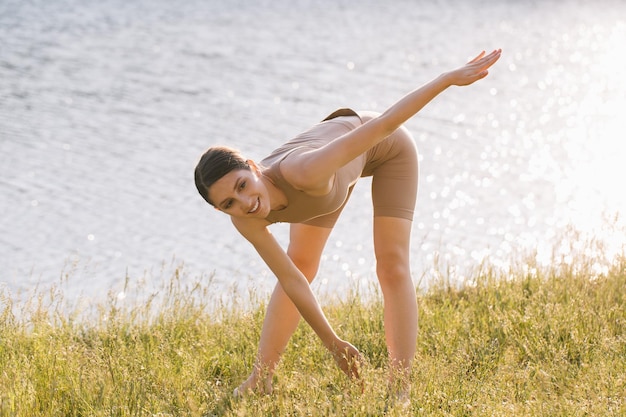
[
  {"x1": 376, "y1": 252, "x2": 411, "y2": 286},
  {"x1": 288, "y1": 251, "x2": 321, "y2": 282},
  {"x1": 373, "y1": 217, "x2": 412, "y2": 286},
  {"x1": 287, "y1": 223, "x2": 332, "y2": 281}
]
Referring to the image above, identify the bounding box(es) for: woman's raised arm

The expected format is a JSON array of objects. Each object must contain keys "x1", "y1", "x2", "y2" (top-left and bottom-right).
[
  {"x1": 282, "y1": 49, "x2": 502, "y2": 191},
  {"x1": 376, "y1": 49, "x2": 502, "y2": 129}
]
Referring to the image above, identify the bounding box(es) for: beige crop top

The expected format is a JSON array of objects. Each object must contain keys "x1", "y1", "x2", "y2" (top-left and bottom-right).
[{"x1": 261, "y1": 109, "x2": 365, "y2": 225}]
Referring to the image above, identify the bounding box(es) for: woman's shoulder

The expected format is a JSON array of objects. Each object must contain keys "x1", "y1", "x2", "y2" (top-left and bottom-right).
[
  {"x1": 279, "y1": 151, "x2": 335, "y2": 196},
  {"x1": 231, "y1": 216, "x2": 269, "y2": 236}
]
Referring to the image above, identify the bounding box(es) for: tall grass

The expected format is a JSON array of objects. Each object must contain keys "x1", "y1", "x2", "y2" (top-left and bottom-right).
[{"x1": 1, "y1": 239, "x2": 625, "y2": 416}]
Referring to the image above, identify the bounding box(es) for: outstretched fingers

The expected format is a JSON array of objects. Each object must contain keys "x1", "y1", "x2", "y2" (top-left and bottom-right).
[
  {"x1": 468, "y1": 49, "x2": 500, "y2": 67},
  {"x1": 450, "y1": 48, "x2": 502, "y2": 86},
  {"x1": 468, "y1": 50, "x2": 487, "y2": 63},
  {"x1": 476, "y1": 49, "x2": 502, "y2": 70}
]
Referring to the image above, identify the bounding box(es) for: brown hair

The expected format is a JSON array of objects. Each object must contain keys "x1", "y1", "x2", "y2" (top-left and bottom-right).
[{"x1": 194, "y1": 146, "x2": 250, "y2": 205}]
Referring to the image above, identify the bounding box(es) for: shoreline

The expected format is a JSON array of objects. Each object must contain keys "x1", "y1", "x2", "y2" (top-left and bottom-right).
[{"x1": 2, "y1": 247, "x2": 624, "y2": 416}]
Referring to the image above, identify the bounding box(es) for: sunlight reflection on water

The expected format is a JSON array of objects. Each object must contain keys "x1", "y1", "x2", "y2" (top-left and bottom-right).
[{"x1": 1, "y1": 0, "x2": 625, "y2": 305}]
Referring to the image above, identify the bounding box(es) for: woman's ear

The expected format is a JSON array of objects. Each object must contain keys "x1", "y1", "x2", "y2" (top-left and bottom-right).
[{"x1": 247, "y1": 159, "x2": 261, "y2": 176}]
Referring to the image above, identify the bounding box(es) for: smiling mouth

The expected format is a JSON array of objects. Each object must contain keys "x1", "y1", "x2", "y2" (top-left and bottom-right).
[{"x1": 248, "y1": 197, "x2": 260, "y2": 214}]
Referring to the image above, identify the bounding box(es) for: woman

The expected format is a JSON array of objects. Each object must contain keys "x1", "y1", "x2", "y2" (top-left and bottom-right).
[{"x1": 195, "y1": 49, "x2": 502, "y2": 400}]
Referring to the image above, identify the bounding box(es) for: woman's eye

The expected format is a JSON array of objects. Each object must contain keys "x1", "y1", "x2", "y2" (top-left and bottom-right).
[
  {"x1": 239, "y1": 181, "x2": 246, "y2": 190},
  {"x1": 225, "y1": 200, "x2": 233, "y2": 209}
]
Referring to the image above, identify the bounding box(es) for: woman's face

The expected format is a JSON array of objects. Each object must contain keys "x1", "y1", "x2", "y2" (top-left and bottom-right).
[{"x1": 208, "y1": 167, "x2": 271, "y2": 219}]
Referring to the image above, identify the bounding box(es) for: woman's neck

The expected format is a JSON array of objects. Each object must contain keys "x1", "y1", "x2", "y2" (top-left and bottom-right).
[{"x1": 261, "y1": 174, "x2": 287, "y2": 211}]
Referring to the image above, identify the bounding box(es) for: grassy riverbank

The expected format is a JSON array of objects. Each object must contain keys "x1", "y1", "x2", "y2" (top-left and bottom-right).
[{"x1": 1, "y1": 249, "x2": 625, "y2": 416}]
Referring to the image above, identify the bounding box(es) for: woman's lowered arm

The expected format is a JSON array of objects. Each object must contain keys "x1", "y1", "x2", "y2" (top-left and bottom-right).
[{"x1": 232, "y1": 217, "x2": 361, "y2": 377}]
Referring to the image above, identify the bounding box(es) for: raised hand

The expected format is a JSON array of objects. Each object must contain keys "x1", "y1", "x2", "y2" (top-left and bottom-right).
[{"x1": 446, "y1": 49, "x2": 502, "y2": 86}]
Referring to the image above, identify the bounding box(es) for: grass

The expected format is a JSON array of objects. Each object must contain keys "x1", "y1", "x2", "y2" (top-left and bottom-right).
[{"x1": 1, "y1": 241, "x2": 625, "y2": 416}]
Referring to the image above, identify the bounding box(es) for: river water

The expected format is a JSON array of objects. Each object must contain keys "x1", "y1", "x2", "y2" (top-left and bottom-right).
[{"x1": 1, "y1": 0, "x2": 625, "y2": 307}]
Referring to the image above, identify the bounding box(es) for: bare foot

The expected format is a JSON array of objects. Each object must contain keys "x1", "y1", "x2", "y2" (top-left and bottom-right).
[
  {"x1": 384, "y1": 388, "x2": 411, "y2": 412},
  {"x1": 394, "y1": 388, "x2": 411, "y2": 408},
  {"x1": 386, "y1": 374, "x2": 411, "y2": 411},
  {"x1": 232, "y1": 373, "x2": 273, "y2": 398}
]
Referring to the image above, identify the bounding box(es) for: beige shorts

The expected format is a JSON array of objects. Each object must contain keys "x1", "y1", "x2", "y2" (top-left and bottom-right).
[{"x1": 304, "y1": 110, "x2": 418, "y2": 228}]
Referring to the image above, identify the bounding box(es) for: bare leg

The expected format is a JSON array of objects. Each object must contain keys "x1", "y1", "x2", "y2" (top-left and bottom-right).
[
  {"x1": 373, "y1": 216, "x2": 418, "y2": 402},
  {"x1": 235, "y1": 223, "x2": 333, "y2": 395}
]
